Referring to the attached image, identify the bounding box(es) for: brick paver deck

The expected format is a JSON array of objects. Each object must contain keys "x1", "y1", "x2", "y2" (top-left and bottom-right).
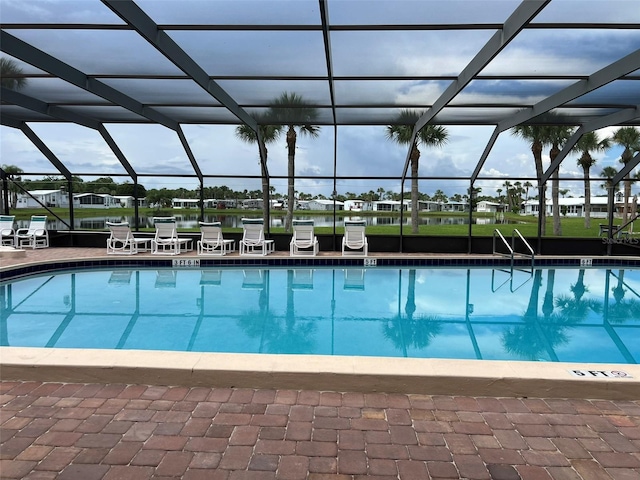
[
  {"x1": 2, "y1": 249, "x2": 640, "y2": 479},
  {"x1": 1, "y1": 381, "x2": 639, "y2": 479}
]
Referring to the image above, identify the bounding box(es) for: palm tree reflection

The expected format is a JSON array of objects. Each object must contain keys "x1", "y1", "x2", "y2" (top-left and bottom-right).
[
  {"x1": 236, "y1": 269, "x2": 317, "y2": 354},
  {"x1": 383, "y1": 269, "x2": 442, "y2": 356},
  {"x1": 607, "y1": 270, "x2": 640, "y2": 324}
]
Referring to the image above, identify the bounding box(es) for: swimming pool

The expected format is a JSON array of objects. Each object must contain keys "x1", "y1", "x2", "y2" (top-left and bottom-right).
[{"x1": 2, "y1": 266, "x2": 638, "y2": 364}]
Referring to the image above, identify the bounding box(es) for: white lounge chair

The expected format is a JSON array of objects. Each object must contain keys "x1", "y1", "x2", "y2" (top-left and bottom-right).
[
  {"x1": 290, "y1": 219, "x2": 319, "y2": 256},
  {"x1": 197, "y1": 222, "x2": 235, "y2": 256},
  {"x1": 0, "y1": 215, "x2": 16, "y2": 247},
  {"x1": 16, "y1": 215, "x2": 49, "y2": 249},
  {"x1": 239, "y1": 218, "x2": 274, "y2": 256},
  {"x1": 106, "y1": 221, "x2": 151, "y2": 255},
  {"x1": 342, "y1": 220, "x2": 368, "y2": 256},
  {"x1": 151, "y1": 217, "x2": 192, "y2": 255}
]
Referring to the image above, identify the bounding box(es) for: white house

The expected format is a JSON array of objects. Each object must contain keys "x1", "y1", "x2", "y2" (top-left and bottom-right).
[
  {"x1": 242, "y1": 198, "x2": 264, "y2": 209},
  {"x1": 440, "y1": 201, "x2": 467, "y2": 212},
  {"x1": 74, "y1": 193, "x2": 120, "y2": 208},
  {"x1": 476, "y1": 201, "x2": 502, "y2": 213},
  {"x1": 344, "y1": 199, "x2": 371, "y2": 211},
  {"x1": 307, "y1": 199, "x2": 344, "y2": 211},
  {"x1": 522, "y1": 197, "x2": 613, "y2": 218},
  {"x1": 114, "y1": 195, "x2": 147, "y2": 208},
  {"x1": 171, "y1": 198, "x2": 199, "y2": 209},
  {"x1": 372, "y1": 200, "x2": 409, "y2": 212},
  {"x1": 16, "y1": 189, "x2": 70, "y2": 208},
  {"x1": 419, "y1": 200, "x2": 441, "y2": 212}
]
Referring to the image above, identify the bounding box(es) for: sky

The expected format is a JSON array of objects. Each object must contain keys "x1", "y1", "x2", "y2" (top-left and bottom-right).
[{"x1": 1, "y1": 0, "x2": 638, "y2": 199}]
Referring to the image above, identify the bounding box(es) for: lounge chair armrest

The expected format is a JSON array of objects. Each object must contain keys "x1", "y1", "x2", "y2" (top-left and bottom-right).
[{"x1": 16, "y1": 228, "x2": 28, "y2": 235}]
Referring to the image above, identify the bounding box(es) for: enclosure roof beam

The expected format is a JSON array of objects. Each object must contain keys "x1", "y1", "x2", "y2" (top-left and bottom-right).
[
  {"x1": 1, "y1": 87, "x2": 138, "y2": 180},
  {"x1": 497, "y1": 48, "x2": 640, "y2": 133},
  {"x1": 102, "y1": 0, "x2": 258, "y2": 132},
  {"x1": 613, "y1": 152, "x2": 640, "y2": 186},
  {"x1": 19, "y1": 123, "x2": 72, "y2": 179},
  {"x1": 402, "y1": 0, "x2": 550, "y2": 181},
  {"x1": 0, "y1": 30, "x2": 180, "y2": 130},
  {"x1": 541, "y1": 105, "x2": 640, "y2": 185}
]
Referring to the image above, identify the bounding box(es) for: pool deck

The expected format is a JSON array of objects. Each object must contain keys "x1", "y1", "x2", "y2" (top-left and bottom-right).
[{"x1": 1, "y1": 248, "x2": 640, "y2": 479}]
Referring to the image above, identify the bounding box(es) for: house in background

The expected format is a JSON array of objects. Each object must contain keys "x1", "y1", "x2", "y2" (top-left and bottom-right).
[
  {"x1": 114, "y1": 195, "x2": 147, "y2": 208},
  {"x1": 171, "y1": 198, "x2": 199, "y2": 209},
  {"x1": 476, "y1": 201, "x2": 502, "y2": 213},
  {"x1": 73, "y1": 193, "x2": 120, "y2": 208},
  {"x1": 344, "y1": 199, "x2": 371, "y2": 211},
  {"x1": 440, "y1": 201, "x2": 468, "y2": 213},
  {"x1": 307, "y1": 199, "x2": 344, "y2": 211},
  {"x1": 16, "y1": 189, "x2": 70, "y2": 208},
  {"x1": 522, "y1": 197, "x2": 614, "y2": 218},
  {"x1": 372, "y1": 200, "x2": 409, "y2": 212}
]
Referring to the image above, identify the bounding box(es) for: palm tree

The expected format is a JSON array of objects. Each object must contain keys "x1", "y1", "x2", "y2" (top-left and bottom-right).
[
  {"x1": 268, "y1": 92, "x2": 320, "y2": 231},
  {"x1": 386, "y1": 110, "x2": 448, "y2": 234},
  {"x1": 523, "y1": 181, "x2": 533, "y2": 202},
  {"x1": 610, "y1": 127, "x2": 640, "y2": 225},
  {"x1": 502, "y1": 180, "x2": 512, "y2": 211},
  {"x1": 0, "y1": 58, "x2": 27, "y2": 90},
  {"x1": 574, "y1": 132, "x2": 610, "y2": 228},
  {"x1": 1, "y1": 164, "x2": 24, "y2": 210},
  {"x1": 235, "y1": 119, "x2": 283, "y2": 226},
  {"x1": 600, "y1": 165, "x2": 621, "y2": 221},
  {"x1": 511, "y1": 126, "x2": 549, "y2": 235},
  {"x1": 547, "y1": 126, "x2": 575, "y2": 236}
]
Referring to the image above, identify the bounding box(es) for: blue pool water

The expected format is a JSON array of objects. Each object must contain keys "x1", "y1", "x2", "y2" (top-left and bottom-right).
[{"x1": 1, "y1": 266, "x2": 639, "y2": 364}]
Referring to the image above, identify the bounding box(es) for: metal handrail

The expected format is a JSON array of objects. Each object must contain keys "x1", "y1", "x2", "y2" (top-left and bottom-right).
[
  {"x1": 512, "y1": 229, "x2": 535, "y2": 272},
  {"x1": 493, "y1": 229, "x2": 514, "y2": 261}
]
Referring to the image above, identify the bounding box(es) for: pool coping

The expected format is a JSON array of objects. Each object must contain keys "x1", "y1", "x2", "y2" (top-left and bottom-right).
[
  {"x1": 2, "y1": 347, "x2": 639, "y2": 400},
  {"x1": 2, "y1": 253, "x2": 640, "y2": 400}
]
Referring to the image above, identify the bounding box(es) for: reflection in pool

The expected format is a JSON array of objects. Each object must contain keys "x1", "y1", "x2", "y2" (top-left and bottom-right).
[{"x1": 1, "y1": 267, "x2": 639, "y2": 364}]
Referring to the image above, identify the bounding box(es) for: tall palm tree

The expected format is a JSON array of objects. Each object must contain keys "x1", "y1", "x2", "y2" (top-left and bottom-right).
[
  {"x1": 574, "y1": 132, "x2": 610, "y2": 228},
  {"x1": 547, "y1": 126, "x2": 576, "y2": 236},
  {"x1": 1, "y1": 164, "x2": 24, "y2": 210},
  {"x1": 523, "y1": 181, "x2": 533, "y2": 202},
  {"x1": 268, "y1": 92, "x2": 320, "y2": 232},
  {"x1": 600, "y1": 166, "x2": 620, "y2": 220},
  {"x1": 502, "y1": 180, "x2": 512, "y2": 211},
  {"x1": 386, "y1": 110, "x2": 448, "y2": 234},
  {"x1": 235, "y1": 120, "x2": 283, "y2": 226},
  {"x1": 511, "y1": 126, "x2": 549, "y2": 235},
  {"x1": 0, "y1": 57, "x2": 27, "y2": 90},
  {"x1": 610, "y1": 127, "x2": 640, "y2": 225}
]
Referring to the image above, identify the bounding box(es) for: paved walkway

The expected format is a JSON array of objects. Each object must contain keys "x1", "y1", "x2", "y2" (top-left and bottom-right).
[
  {"x1": 2, "y1": 249, "x2": 640, "y2": 479},
  {"x1": 1, "y1": 381, "x2": 639, "y2": 479}
]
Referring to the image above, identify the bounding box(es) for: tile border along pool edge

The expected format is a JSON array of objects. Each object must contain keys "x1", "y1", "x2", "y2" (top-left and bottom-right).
[
  {"x1": 1, "y1": 347, "x2": 639, "y2": 400},
  {"x1": 2, "y1": 253, "x2": 640, "y2": 400}
]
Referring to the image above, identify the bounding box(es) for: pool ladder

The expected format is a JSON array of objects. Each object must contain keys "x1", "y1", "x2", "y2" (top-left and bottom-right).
[{"x1": 492, "y1": 229, "x2": 535, "y2": 292}]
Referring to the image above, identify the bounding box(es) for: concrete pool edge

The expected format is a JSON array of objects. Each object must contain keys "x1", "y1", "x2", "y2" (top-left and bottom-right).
[{"x1": 1, "y1": 347, "x2": 639, "y2": 400}]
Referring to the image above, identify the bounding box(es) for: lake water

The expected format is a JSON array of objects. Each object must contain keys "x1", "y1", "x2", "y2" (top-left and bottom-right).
[{"x1": 20, "y1": 214, "x2": 517, "y2": 230}]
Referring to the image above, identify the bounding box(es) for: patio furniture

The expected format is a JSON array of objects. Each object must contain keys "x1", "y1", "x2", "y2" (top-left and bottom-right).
[
  {"x1": 106, "y1": 221, "x2": 151, "y2": 255},
  {"x1": 16, "y1": 216, "x2": 49, "y2": 249},
  {"x1": 197, "y1": 222, "x2": 235, "y2": 256},
  {"x1": 342, "y1": 220, "x2": 368, "y2": 256},
  {"x1": 290, "y1": 219, "x2": 319, "y2": 256},
  {"x1": 151, "y1": 217, "x2": 192, "y2": 255},
  {"x1": 239, "y1": 218, "x2": 274, "y2": 256},
  {"x1": 0, "y1": 215, "x2": 16, "y2": 247}
]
